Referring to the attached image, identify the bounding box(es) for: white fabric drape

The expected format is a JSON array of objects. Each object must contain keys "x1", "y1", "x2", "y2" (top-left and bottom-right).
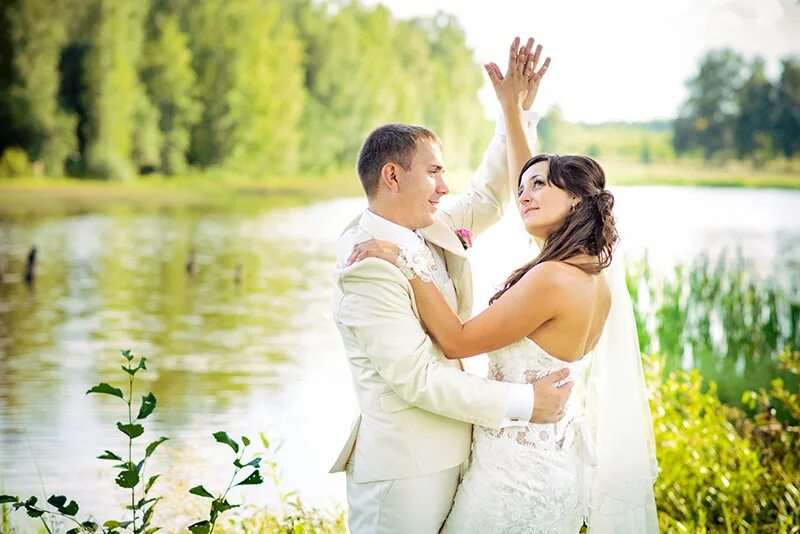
[{"x1": 585, "y1": 252, "x2": 660, "y2": 532}]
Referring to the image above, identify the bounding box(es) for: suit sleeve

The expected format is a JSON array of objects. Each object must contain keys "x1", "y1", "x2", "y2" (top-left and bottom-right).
[
  {"x1": 440, "y1": 134, "x2": 509, "y2": 239},
  {"x1": 335, "y1": 258, "x2": 511, "y2": 429}
]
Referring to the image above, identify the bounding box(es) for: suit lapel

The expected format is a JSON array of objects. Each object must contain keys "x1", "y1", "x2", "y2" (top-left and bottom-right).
[
  {"x1": 419, "y1": 219, "x2": 466, "y2": 258},
  {"x1": 420, "y1": 219, "x2": 473, "y2": 319}
]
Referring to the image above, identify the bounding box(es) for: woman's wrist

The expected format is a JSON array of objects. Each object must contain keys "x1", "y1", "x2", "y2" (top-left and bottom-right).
[{"x1": 501, "y1": 102, "x2": 523, "y2": 116}]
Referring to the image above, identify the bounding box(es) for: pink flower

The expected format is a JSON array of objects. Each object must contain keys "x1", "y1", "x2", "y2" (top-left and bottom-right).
[{"x1": 455, "y1": 228, "x2": 473, "y2": 249}]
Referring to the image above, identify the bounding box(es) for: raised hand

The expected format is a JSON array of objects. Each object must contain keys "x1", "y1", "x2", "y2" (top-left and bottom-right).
[{"x1": 484, "y1": 36, "x2": 551, "y2": 112}]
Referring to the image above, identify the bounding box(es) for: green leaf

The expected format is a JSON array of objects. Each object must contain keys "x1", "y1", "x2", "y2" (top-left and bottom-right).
[
  {"x1": 117, "y1": 422, "x2": 144, "y2": 439},
  {"x1": 0, "y1": 495, "x2": 18, "y2": 503},
  {"x1": 86, "y1": 383, "x2": 124, "y2": 399},
  {"x1": 241, "y1": 435, "x2": 250, "y2": 447},
  {"x1": 67, "y1": 528, "x2": 81, "y2": 534},
  {"x1": 98, "y1": 450, "x2": 123, "y2": 461},
  {"x1": 145, "y1": 474, "x2": 160, "y2": 494},
  {"x1": 188, "y1": 521, "x2": 211, "y2": 534},
  {"x1": 135, "y1": 459, "x2": 145, "y2": 474},
  {"x1": 121, "y1": 349, "x2": 134, "y2": 361},
  {"x1": 234, "y1": 469, "x2": 264, "y2": 487},
  {"x1": 211, "y1": 498, "x2": 238, "y2": 514},
  {"x1": 189, "y1": 485, "x2": 214, "y2": 499},
  {"x1": 233, "y1": 457, "x2": 261, "y2": 469},
  {"x1": 115, "y1": 469, "x2": 140, "y2": 488},
  {"x1": 213, "y1": 431, "x2": 239, "y2": 453},
  {"x1": 259, "y1": 433, "x2": 270, "y2": 449},
  {"x1": 104, "y1": 520, "x2": 121, "y2": 528},
  {"x1": 81, "y1": 521, "x2": 99, "y2": 532},
  {"x1": 24, "y1": 505, "x2": 44, "y2": 518},
  {"x1": 137, "y1": 393, "x2": 157, "y2": 420},
  {"x1": 47, "y1": 494, "x2": 79, "y2": 516},
  {"x1": 138, "y1": 357, "x2": 147, "y2": 370},
  {"x1": 130, "y1": 497, "x2": 157, "y2": 511},
  {"x1": 145, "y1": 437, "x2": 168, "y2": 458}
]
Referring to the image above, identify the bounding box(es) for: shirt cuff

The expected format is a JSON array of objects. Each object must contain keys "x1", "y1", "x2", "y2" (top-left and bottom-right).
[
  {"x1": 499, "y1": 382, "x2": 534, "y2": 428},
  {"x1": 494, "y1": 110, "x2": 541, "y2": 142}
]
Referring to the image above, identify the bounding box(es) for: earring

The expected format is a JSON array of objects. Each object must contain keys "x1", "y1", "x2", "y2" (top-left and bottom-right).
[{"x1": 570, "y1": 202, "x2": 576, "y2": 212}]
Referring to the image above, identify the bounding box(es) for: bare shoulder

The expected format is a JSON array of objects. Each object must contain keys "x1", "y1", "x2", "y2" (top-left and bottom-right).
[
  {"x1": 515, "y1": 261, "x2": 610, "y2": 306},
  {"x1": 519, "y1": 261, "x2": 583, "y2": 290}
]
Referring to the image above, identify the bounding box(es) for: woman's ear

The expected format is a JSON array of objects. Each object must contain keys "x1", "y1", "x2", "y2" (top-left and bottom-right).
[{"x1": 380, "y1": 163, "x2": 400, "y2": 194}]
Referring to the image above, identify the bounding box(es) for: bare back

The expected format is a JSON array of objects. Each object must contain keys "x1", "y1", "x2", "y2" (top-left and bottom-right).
[{"x1": 527, "y1": 261, "x2": 611, "y2": 362}]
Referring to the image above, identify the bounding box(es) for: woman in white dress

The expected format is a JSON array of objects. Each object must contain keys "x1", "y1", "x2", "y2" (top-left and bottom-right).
[{"x1": 350, "y1": 37, "x2": 659, "y2": 533}]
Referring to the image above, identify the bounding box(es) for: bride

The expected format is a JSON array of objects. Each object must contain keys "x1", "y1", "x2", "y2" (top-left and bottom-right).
[{"x1": 349, "y1": 37, "x2": 659, "y2": 532}]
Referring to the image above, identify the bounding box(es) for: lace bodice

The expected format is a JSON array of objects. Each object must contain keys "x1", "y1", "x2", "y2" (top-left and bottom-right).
[
  {"x1": 484, "y1": 337, "x2": 591, "y2": 450},
  {"x1": 442, "y1": 337, "x2": 594, "y2": 534}
]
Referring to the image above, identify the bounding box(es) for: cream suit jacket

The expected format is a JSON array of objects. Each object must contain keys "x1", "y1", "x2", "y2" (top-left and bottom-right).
[{"x1": 330, "y1": 135, "x2": 514, "y2": 484}]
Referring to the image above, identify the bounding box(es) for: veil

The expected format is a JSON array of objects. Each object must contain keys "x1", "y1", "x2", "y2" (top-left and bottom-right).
[{"x1": 584, "y1": 249, "x2": 660, "y2": 532}]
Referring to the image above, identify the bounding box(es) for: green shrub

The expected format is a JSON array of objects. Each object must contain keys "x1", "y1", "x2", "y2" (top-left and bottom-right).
[
  {"x1": 649, "y1": 350, "x2": 800, "y2": 532},
  {"x1": 0, "y1": 147, "x2": 32, "y2": 177}
]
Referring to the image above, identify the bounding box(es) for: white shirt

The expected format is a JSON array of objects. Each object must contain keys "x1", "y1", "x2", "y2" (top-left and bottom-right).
[{"x1": 360, "y1": 209, "x2": 534, "y2": 425}]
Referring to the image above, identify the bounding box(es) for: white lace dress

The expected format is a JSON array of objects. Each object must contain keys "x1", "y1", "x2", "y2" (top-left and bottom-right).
[{"x1": 442, "y1": 337, "x2": 595, "y2": 534}]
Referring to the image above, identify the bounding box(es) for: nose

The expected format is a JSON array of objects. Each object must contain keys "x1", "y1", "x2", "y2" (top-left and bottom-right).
[{"x1": 436, "y1": 176, "x2": 449, "y2": 196}]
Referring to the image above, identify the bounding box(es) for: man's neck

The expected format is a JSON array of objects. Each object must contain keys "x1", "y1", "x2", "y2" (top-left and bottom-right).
[{"x1": 367, "y1": 202, "x2": 416, "y2": 231}]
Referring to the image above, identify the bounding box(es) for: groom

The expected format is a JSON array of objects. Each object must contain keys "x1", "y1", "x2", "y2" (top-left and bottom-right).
[{"x1": 331, "y1": 40, "x2": 571, "y2": 534}]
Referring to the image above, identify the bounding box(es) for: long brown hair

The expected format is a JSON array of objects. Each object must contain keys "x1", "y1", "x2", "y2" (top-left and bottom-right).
[{"x1": 489, "y1": 154, "x2": 618, "y2": 305}]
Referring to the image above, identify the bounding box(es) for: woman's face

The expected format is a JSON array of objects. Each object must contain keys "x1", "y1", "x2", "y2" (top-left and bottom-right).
[{"x1": 516, "y1": 160, "x2": 577, "y2": 240}]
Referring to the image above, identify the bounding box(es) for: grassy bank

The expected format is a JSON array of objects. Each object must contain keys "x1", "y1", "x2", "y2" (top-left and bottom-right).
[
  {"x1": 0, "y1": 173, "x2": 365, "y2": 214},
  {"x1": 1, "y1": 158, "x2": 798, "y2": 215},
  {"x1": 603, "y1": 158, "x2": 800, "y2": 189}
]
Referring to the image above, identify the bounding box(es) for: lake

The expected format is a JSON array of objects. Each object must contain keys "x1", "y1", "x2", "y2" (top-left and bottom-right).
[{"x1": 0, "y1": 186, "x2": 798, "y2": 529}]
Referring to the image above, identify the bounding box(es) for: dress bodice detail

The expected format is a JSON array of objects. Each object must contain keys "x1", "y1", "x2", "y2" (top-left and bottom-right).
[
  {"x1": 442, "y1": 337, "x2": 595, "y2": 534},
  {"x1": 483, "y1": 336, "x2": 591, "y2": 452}
]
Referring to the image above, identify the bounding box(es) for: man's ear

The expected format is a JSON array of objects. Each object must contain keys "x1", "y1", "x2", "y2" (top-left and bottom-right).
[{"x1": 380, "y1": 163, "x2": 400, "y2": 194}]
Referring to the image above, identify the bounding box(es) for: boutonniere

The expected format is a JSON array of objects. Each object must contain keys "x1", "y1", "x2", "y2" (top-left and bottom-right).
[{"x1": 454, "y1": 228, "x2": 473, "y2": 250}]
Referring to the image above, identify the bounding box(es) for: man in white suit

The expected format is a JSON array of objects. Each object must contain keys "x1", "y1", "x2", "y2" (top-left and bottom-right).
[{"x1": 330, "y1": 100, "x2": 572, "y2": 532}]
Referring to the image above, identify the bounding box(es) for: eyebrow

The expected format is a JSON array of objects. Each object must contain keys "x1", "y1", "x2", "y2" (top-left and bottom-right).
[{"x1": 520, "y1": 174, "x2": 544, "y2": 184}]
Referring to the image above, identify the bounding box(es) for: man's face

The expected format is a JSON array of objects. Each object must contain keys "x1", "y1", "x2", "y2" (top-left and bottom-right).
[{"x1": 395, "y1": 141, "x2": 449, "y2": 229}]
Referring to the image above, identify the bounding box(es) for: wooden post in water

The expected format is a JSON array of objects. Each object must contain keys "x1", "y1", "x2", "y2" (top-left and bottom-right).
[{"x1": 24, "y1": 246, "x2": 37, "y2": 285}]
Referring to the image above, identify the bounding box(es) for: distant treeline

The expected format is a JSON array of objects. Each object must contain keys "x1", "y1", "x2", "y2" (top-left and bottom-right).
[
  {"x1": 533, "y1": 50, "x2": 800, "y2": 166},
  {"x1": 672, "y1": 50, "x2": 799, "y2": 164},
  {"x1": 0, "y1": 0, "x2": 490, "y2": 180}
]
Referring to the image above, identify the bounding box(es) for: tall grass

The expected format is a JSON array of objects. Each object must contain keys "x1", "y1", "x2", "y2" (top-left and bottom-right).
[{"x1": 627, "y1": 253, "x2": 799, "y2": 406}]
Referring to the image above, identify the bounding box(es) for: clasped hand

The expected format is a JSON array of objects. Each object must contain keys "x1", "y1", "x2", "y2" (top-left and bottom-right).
[{"x1": 485, "y1": 36, "x2": 551, "y2": 112}]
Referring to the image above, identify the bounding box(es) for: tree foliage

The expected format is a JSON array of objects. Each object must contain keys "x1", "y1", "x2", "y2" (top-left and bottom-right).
[
  {"x1": 673, "y1": 49, "x2": 800, "y2": 165},
  {"x1": 0, "y1": 0, "x2": 489, "y2": 179}
]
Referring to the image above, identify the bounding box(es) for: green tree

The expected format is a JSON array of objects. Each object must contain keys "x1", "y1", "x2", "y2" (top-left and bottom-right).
[
  {"x1": 415, "y1": 12, "x2": 488, "y2": 172},
  {"x1": 141, "y1": 12, "x2": 200, "y2": 175},
  {"x1": 295, "y1": 4, "x2": 410, "y2": 172},
  {"x1": 187, "y1": 0, "x2": 305, "y2": 176},
  {"x1": 674, "y1": 49, "x2": 745, "y2": 161},
  {"x1": 734, "y1": 57, "x2": 774, "y2": 165},
  {"x1": 773, "y1": 57, "x2": 800, "y2": 161},
  {"x1": 83, "y1": 0, "x2": 153, "y2": 180},
  {"x1": 5, "y1": 0, "x2": 80, "y2": 175}
]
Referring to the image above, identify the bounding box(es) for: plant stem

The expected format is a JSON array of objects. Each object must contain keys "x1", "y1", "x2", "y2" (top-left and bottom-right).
[
  {"x1": 39, "y1": 516, "x2": 53, "y2": 533},
  {"x1": 209, "y1": 447, "x2": 245, "y2": 534},
  {"x1": 128, "y1": 361, "x2": 136, "y2": 530}
]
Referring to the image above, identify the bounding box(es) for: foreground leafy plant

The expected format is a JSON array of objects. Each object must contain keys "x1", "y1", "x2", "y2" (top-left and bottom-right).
[
  {"x1": 188, "y1": 432, "x2": 264, "y2": 533},
  {"x1": 0, "y1": 349, "x2": 167, "y2": 532}
]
